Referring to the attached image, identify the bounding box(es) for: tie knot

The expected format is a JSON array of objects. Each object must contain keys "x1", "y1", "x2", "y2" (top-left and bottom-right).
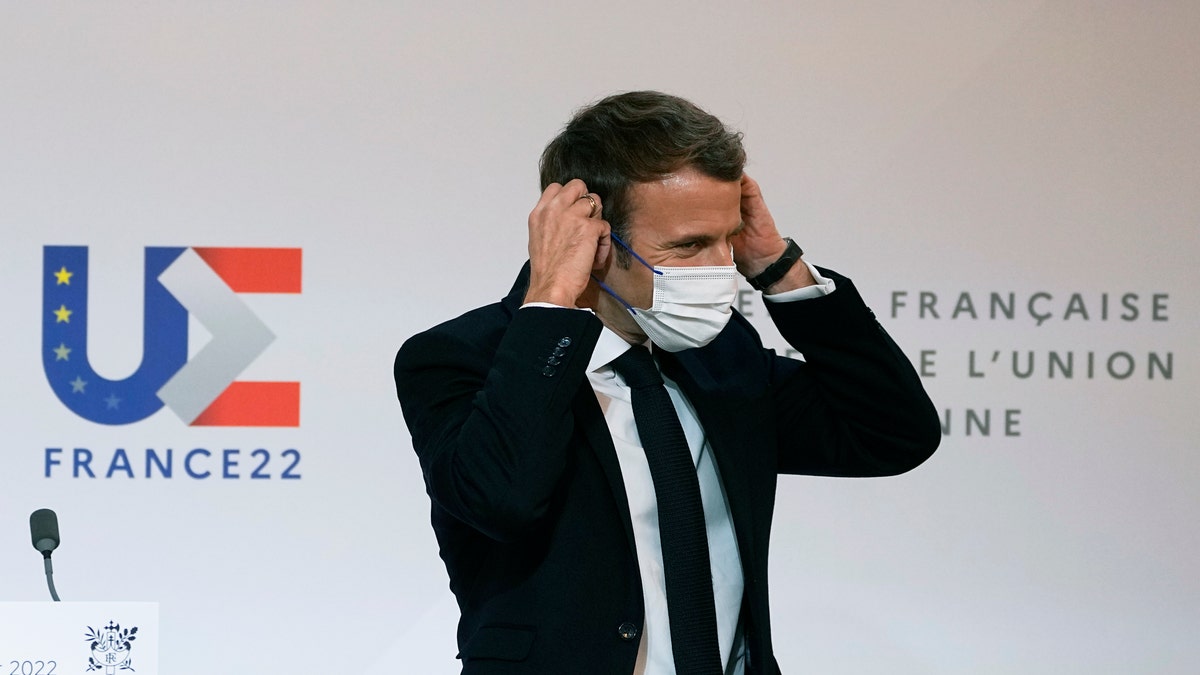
[{"x1": 611, "y1": 345, "x2": 663, "y2": 389}]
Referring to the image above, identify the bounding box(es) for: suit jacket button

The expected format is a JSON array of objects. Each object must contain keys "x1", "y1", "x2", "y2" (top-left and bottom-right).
[
  {"x1": 617, "y1": 622, "x2": 639, "y2": 641},
  {"x1": 558, "y1": 337, "x2": 572, "y2": 348},
  {"x1": 541, "y1": 366, "x2": 556, "y2": 377}
]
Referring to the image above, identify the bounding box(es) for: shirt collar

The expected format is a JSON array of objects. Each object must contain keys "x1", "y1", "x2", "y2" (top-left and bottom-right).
[{"x1": 588, "y1": 325, "x2": 645, "y2": 373}]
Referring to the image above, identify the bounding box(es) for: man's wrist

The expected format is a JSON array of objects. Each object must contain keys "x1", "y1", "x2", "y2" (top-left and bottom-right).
[
  {"x1": 747, "y1": 238, "x2": 804, "y2": 291},
  {"x1": 763, "y1": 261, "x2": 835, "y2": 301},
  {"x1": 523, "y1": 283, "x2": 578, "y2": 308}
]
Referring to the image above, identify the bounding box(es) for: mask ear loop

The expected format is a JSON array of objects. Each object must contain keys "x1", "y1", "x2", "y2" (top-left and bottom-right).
[
  {"x1": 590, "y1": 274, "x2": 637, "y2": 314},
  {"x1": 590, "y1": 233, "x2": 661, "y2": 315},
  {"x1": 609, "y1": 233, "x2": 664, "y2": 275}
]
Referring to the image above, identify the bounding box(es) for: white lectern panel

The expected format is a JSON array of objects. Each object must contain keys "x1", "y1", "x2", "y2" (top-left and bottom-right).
[{"x1": 0, "y1": 603, "x2": 158, "y2": 675}]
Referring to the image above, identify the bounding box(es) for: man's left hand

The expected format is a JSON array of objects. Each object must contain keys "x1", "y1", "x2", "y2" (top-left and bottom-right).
[{"x1": 731, "y1": 174, "x2": 816, "y2": 292}]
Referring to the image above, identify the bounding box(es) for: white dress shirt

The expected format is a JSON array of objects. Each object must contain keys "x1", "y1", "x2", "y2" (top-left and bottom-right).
[
  {"x1": 588, "y1": 328, "x2": 745, "y2": 674},
  {"x1": 526, "y1": 262, "x2": 835, "y2": 674}
]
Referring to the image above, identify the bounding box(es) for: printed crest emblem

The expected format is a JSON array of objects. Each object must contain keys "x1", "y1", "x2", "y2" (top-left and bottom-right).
[{"x1": 85, "y1": 621, "x2": 138, "y2": 673}]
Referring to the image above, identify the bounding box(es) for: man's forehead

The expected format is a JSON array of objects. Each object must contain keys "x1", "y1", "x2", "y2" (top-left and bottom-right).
[{"x1": 626, "y1": 173, "x2": 741, "y2": 231}]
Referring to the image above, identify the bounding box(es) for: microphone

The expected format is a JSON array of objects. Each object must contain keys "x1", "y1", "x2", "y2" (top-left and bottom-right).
[
  {"x1": 30, "y1": 508, "x2": 60, "y2": 554},
  {"x1": 29, "y1": 509, "x2": 62, "y2": 601}
]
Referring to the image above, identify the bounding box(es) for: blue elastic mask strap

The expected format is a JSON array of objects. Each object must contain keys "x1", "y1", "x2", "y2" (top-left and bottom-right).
[
  {"x1": 590, "y1": 274, "x2": 637, "y2": 314},
  {"x1": 590, "y1": 233, "x2": 660, "y2": 315},
  {"x1": 609, "y1": 233, "x2": 663, "y2": 275}
]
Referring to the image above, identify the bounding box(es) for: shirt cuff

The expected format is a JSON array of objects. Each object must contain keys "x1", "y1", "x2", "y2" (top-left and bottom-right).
[
  {"x1": 762, "y1": 261, "x2": 837, "y2": 303},
  {"x1": 521, "y1": 302, "x2": 594, "y2": 313}
]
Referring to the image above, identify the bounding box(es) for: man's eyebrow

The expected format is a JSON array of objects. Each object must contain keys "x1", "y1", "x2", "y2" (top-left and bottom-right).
[
  {"x1": 664, "y1": 222, "x2": 745, "y2": 247},
  {"x1": 664, "y1": 233, "x2": 718, "y2": 247}
]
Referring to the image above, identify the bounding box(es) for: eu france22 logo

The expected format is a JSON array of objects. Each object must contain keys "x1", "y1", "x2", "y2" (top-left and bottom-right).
[{"x1": 42, "y1": 246, "x2": 301, "y2": 426}]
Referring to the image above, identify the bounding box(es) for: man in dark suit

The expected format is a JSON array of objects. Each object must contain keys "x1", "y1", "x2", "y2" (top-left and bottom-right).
[{"x1": 395, "y1": 91, "x2": 940, "y2": 674}]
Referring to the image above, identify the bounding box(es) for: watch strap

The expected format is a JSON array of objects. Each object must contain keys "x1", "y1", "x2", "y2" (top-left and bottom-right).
[{"x1": 747, "y1": 237, "x2": 803, "y2": 291}]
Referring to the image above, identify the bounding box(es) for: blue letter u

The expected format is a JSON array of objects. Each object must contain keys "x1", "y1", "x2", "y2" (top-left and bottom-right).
[{"x1": 42, "y1": 246, "x2": 189, "y2": 425}]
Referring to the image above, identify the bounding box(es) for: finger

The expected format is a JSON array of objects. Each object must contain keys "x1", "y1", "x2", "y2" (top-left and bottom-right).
[
  {"x1": 563, "y1": 177, "x2": 589, "y2": 197},
  {"x1": 739, "y1": 174, "x2": 774, "y2": 226},
  {"x1": 552, "y1": 178, "x2": 590, "y2": 208},
  {"x1": 576, "y1": 192, "x2": 601, "y2": 219},
  {"x1": 532, "y1": 182, "x2": 565, "y2": 217},
  {"x1": 740, "y1": 174, "x2": 765, "y2": 205},
  {"x1": 740, "y1": 173, "x2": 759, "y2": 193}
]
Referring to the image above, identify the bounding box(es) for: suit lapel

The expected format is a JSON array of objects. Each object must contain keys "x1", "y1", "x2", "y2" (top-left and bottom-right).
[{"x1": 572, "y1": 386, "x2": 639, "y2": 558}]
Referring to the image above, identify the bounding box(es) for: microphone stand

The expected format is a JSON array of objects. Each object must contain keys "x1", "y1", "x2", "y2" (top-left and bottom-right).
[{"x1": 43, "y1": 551, "x2": 61, "y2": 602}]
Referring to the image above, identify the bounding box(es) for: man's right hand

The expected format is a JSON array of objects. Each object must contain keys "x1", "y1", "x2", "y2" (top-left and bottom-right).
[{"x1": 523, "y1": 179, "x2": 610, "y2": 307}]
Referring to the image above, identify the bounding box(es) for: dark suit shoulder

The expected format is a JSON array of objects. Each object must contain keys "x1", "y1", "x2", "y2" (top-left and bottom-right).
[{"x1": 397, "y1": 300, "x2": 510, "y2": 365}]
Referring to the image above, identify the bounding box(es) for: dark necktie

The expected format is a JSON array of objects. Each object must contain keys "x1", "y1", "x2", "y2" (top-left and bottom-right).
[{"x1": 610, "y1": 345, "x2": 722, "y2": 675}]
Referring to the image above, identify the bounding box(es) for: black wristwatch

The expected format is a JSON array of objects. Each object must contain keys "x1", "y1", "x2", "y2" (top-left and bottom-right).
[{"x1": 747, "y1": 238, "x2": 804, "y2": 291}]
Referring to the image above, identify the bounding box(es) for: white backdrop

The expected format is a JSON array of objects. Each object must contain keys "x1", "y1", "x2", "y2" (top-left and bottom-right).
[{"x1": 2, "y1": 2, "x2": 1197, "y2": 673}]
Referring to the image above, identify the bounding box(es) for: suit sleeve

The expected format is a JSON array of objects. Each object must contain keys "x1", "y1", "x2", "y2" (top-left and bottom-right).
[
  {"x1": 764, "y1": 267, "x2": 941, "y2": 477},
  {"x1": 394, "y1": 306, "x2": 603, "y2": 542}
]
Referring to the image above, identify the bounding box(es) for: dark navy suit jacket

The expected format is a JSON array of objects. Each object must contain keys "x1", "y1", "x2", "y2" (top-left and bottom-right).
[{"x1": 394, "y1": 263, "x2": 940, "y2": 674}]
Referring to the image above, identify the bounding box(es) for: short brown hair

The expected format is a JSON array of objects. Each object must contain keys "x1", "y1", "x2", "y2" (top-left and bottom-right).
[{"x1": 539, "y1": 91, "x2": 746, "y2": 259}]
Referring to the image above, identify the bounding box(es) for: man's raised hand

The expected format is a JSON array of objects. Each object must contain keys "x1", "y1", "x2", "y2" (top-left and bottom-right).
[
  {"x1": 732, "y1": 174, "x2": 815, "y2": 292},
  {"x1": 524, "y1": 179, "x2": 610, "y2": 307}
]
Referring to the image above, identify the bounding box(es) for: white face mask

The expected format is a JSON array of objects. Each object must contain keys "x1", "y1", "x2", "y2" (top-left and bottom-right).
[{"x1": 594, "y1": 234, "x2": 739, "y2": 352}]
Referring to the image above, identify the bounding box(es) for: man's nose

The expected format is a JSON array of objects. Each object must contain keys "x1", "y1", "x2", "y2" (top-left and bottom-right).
[{"x1": 703, "y1": 245, "x2": 734, "y2": 267}]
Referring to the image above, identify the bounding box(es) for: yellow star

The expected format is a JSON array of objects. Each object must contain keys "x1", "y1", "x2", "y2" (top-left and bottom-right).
[
  {"x1": 53, "y1": 343, "x2": 72, "y2": 360},
  {"x1": 54, "y1": 266, "x2": 73, "y2": 285},
  {"x1": 54, "y1": 305, "x2": 72, "y2": 323}
]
